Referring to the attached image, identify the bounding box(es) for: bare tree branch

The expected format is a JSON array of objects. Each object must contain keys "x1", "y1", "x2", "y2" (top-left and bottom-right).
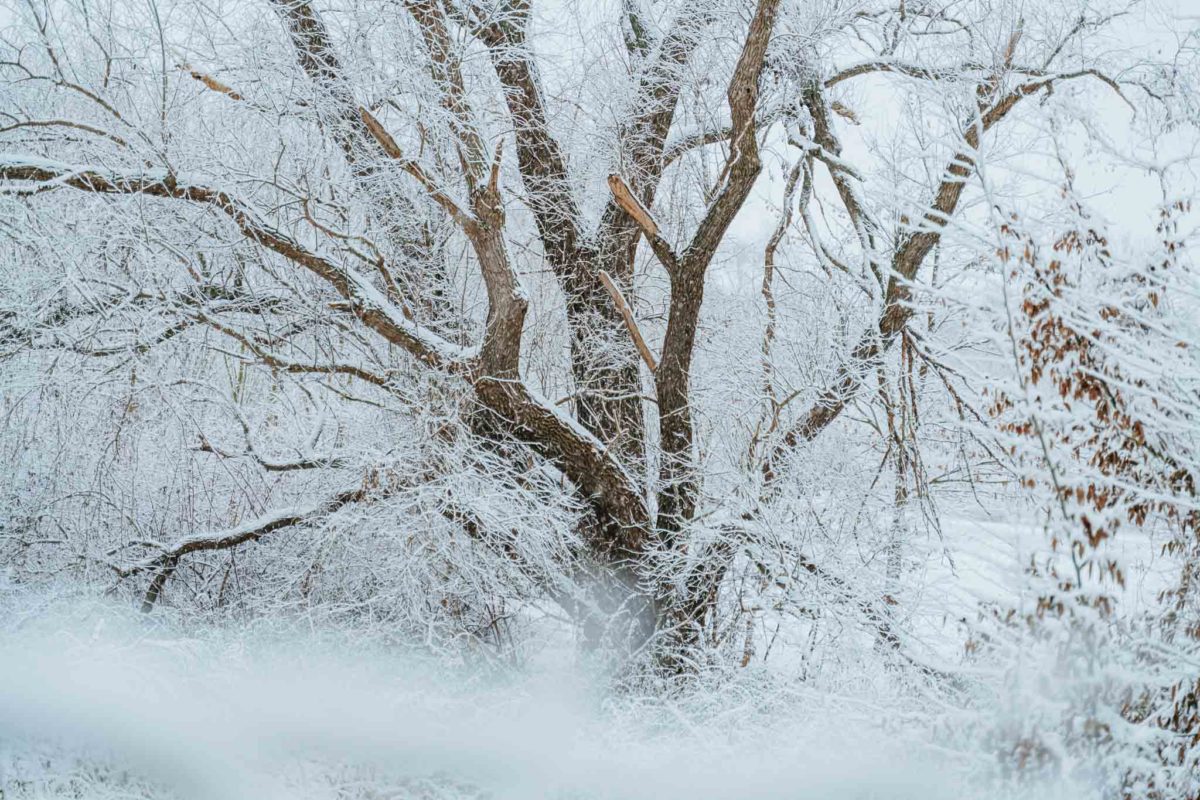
[
  {"x1": 0, "y1": 159, "x2": 648, "y2": 547},
  {"x1": 606, "y1": 173, "x2": 678, "y2": 268},
  {"x1": 599, "y1": 269, "x2": 657, "y2": 374},
  {"x1": 655, "y1": 0, "x2": 780, "y2": 537},
  {"x1": 271, "y1": 0, "x2": 456, "y2": 328},
  {"x1": 120, "y1": 486, "x2": 369, "y2": 582},
  {"x1": 760, "y1": 59, "x2": 1118, "y2": 485}
]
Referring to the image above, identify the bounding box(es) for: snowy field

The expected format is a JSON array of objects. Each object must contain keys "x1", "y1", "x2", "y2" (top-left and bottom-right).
[{"x1": 0, "y1": 575, "x2": 1107, "y2": 800}]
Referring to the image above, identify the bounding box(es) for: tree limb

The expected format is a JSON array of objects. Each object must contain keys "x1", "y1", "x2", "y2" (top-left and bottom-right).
[
  {"x1": 121, "y1": 486, "x2": 369, "y2": 583},
  {"x1": 760, "y1": 60, "x2": 1110, "y2": 485},
  {"x1": 0, "y1": 158, "x2": 648, "y2": 546},
  {"x1": 599, "y1": 269, "x2": 657, "y2": 374},
  {"x1": 606, "y1": 173, "x2": 678, "y2": 268},
  {"x1": 655, "y1": 0, "x2": 780, "y2": 535}
]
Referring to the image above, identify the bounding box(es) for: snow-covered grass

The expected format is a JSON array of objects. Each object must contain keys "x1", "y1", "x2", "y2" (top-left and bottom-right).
[{"x1": 0, "y1": 588, "x2": 1098, "y2": 800}]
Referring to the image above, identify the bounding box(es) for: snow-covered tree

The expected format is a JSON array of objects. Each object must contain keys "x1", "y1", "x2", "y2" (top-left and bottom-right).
[{"x1": 2, "y1": 0, "x2": 1199, "y2": 790}]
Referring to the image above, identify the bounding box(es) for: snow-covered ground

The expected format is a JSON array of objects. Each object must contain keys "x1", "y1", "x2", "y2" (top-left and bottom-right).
[{"x1": 0, "y1": 586, "x2": 1099, "y2": 800}]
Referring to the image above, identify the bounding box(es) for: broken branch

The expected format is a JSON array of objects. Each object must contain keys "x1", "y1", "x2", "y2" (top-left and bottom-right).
[{"x1": 599, "y1": 270, "x2": 658, "y2": 373}]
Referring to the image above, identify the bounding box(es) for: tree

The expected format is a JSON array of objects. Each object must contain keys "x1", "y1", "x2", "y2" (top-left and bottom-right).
[{"x1": 0, "y1": 0, "x2": 1166, "y2": 673}]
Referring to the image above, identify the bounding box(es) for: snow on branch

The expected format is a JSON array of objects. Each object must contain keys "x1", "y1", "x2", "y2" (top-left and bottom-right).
[{"x1": 0, "y1": 157, "x2": 477, "y2": 373}]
